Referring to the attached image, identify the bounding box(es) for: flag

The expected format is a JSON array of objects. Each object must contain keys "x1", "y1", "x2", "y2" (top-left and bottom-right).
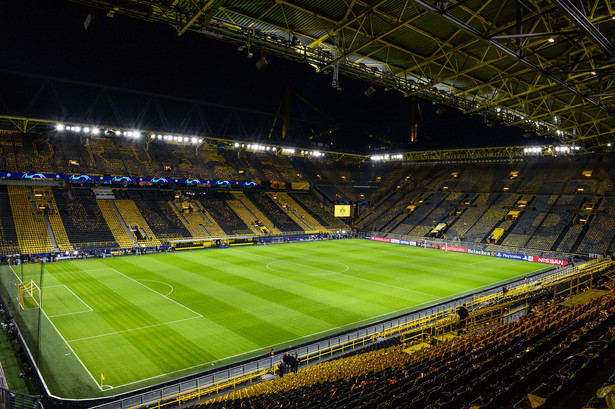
[{"x1": 100, "y1": 373, "x2": 105, "y2": 389}]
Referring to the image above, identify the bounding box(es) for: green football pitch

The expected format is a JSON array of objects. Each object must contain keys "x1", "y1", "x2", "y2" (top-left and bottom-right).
[{"x1": 1, "y1": 239, "x2": 550, "y2": 398}]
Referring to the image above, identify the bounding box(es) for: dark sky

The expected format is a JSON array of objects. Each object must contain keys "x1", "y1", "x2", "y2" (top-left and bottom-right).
[{"x1": 0, "y1": 0, "x2": 540, "y2": 153}]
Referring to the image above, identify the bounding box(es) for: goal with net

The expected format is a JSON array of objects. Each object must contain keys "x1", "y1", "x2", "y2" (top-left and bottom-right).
[{"x1": 17, "y1": 280, "x2": 41, "y2": 310}]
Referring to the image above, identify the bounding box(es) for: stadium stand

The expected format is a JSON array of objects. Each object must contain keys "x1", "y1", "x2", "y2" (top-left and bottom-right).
[
  {"x1": 97, "y1": 199, "x2": 138, "y2": 248},
  {"x1": 270, "y1": 192, "x2": 327, "y2": 232},
  {"x1": 243, "y1": 192, "x2": 302, "y2": 233},
  {"x1": 178, "y1": 201, "x2": 226, "y2": 238},
  {"x1": 52, "y1": 187, "x2": 118, "y2": 250},
  {"x1": 35, "y1": 187, "x2": 74, "y2": 253},
  {"x1": 198, "y1": 192, "x2": 253, "y2": 236},
  {"x1": 7, "y1": 185, "x2": 55, "y2": 254},
  {"x1": 0, "y1": 185, "x2": 19, "y2": 254},
  {"x1": 113, "y1": 199, "x2": 162, "y2": 246},
  {"x1": 128, "y1": 190, "x2": 192, "y2": 240},
  {"x1": 5, "y1": 130, "x2": 615, "y2": 259},
  {"x1": 226, "y1": 198, "x2": 268, "y2": 236},
  {"x1": 287, "y1": 192, "x2": 347, "y2": 231}
]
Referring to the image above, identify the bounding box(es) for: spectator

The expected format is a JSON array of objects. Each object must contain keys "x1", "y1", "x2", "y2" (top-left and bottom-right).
[
  {"x1": 278, "y1": 360, "x2": 286, "y2": 378},
  {"x1": 283, "y1": 352, "x2": 291, "y2": 369},
  {"x1": 457, "y1": 303, "x2": 469, "y2": 335},
  {"x1": 268, "y1": 348, "x2": 274, "y2": 357},
  {"x1": 292, "y1": 353, "x2": 300, "y2": 373},
  {"x1": 502, "y1": 285, "x2": 509, "y2": 295}
]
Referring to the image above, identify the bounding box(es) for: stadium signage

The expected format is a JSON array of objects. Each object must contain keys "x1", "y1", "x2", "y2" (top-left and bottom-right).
[
  {"x1": 439, "y1": 245, "x2": 467, "y2": 253},
  {"x1": 495, "y1": 251, "x2": 525, "y2": 261},
  {"x1": 536, "y1": 257, "x2": 568, "y2": 266},
  {"x1": 370, "y1": 236, "x2": 568, "y2": 266},
  {"x1": 468, "y1": 248, "x2": 494, "y2": 257},
  {"x1": 0, "y1": 172, "x2": 261, "y2": 187}
]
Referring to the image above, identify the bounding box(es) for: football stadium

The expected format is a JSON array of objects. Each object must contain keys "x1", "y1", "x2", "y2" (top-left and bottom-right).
[{"x1": 2, "y1": 1, "x2": 615, "y2": 409}]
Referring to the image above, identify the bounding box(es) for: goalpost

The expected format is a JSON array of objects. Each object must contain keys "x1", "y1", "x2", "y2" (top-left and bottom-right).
[{"x1": 17, "y1": 280, "x2": 41, "y2": 310}]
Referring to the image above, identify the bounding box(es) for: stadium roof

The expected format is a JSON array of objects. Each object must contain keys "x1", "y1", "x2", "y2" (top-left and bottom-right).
[{"x1": 63, "y1": 0, "x2": 615, "y2": 148}]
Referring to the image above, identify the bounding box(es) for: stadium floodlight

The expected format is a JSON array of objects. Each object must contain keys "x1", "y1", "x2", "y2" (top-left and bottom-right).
[
  {"x1": 56, "y1": 123, "x2": 65, "y2": 131},
  {"x1": 183, "y1": 137, "x2": 189, "y2": 142},
  {"x1": 84, "y1": 127, "x2": 90, "y2": 133},
  {"x1": 74, "y1": 126, "x2": 82, "y2": 133},
  {"x1": 191, "y1": 137, "x2": 198, "y2": 144},
  {"x1": 92, "y1": 128, "x2": 100, "y2": 135},
  {"x1": 234, "y1": 142, "x2": 240, "y2": 147}
]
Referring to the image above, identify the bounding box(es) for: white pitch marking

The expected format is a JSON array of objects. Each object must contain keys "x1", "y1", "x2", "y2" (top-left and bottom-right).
[
  {"x1": 136, "y1": 279, "x2": 175, "y2": 297},
  {"x1": 46, "y1": 285, "x2": 93, "y2": 317},
  {"x1": 8, "y1": 266, "x2": 103, "y2": 390},
  {"x1": 67, "y1": 315, "x2": 203, "y2": 343},
  {"x1": 266, "y1": 260, "x2": 349, "y2": 275},
  {"x1": 239, "y1": 249, "x2": 440, "y2": 298},
  {"x1": 107, "y1": 267, "x2": 202, "y2": 318},
  {"x1": 335, "y1": 272, "x2": 440, "y2": 299}
]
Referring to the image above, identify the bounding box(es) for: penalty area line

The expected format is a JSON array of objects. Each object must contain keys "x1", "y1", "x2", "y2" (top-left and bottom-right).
[
  {"x1": 107, "y1": 267, "x2": 202, "y2": 318},
  {"x1": 67, "y1": 315, "x2": 203, "y2": 343},
  {"x1": 8, "y1": 266, "x2": 103, "y2": 391}
]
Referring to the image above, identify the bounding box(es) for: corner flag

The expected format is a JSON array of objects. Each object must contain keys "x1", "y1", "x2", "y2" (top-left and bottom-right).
[{"x1": 101, "y1": 373, "x2": 105, "y2": 389}]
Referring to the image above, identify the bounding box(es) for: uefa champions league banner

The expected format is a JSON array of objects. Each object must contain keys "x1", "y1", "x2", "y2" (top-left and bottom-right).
[
  {"x1": 0, "y1": 172, "x2": 261, "y2": 187},
  {"x1": 369, "y1": 236, "x2": 567, "y2": 266}
]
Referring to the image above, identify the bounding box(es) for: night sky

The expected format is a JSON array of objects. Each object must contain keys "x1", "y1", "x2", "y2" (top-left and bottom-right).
[{"x1": 0, "y1": 0, "x2": 541, "y2": 153}]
